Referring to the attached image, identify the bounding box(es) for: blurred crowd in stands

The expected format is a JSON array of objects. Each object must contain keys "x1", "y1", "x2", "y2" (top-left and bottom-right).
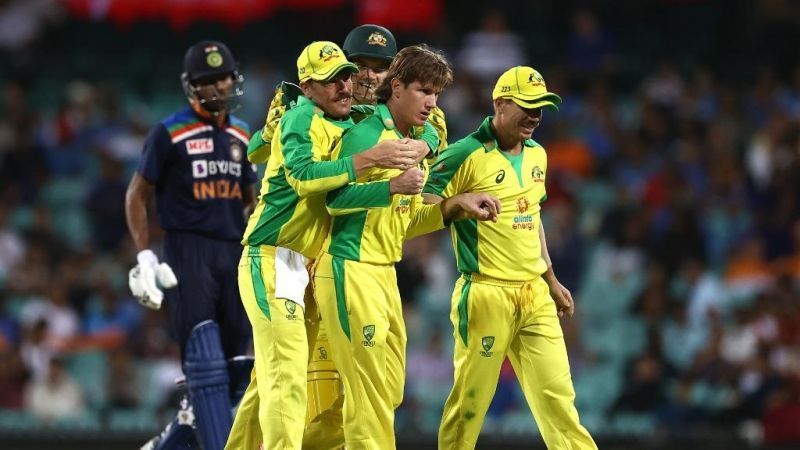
[{"x1": 0, "y1": 0, "x2": 799, "y2": 445}]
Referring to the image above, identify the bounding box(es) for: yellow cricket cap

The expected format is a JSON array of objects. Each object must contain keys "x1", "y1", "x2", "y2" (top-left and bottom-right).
[
  {"x1": 297, "y1": 41, "x2": 359, "y2": 83},
  {"x1": 492, "y1": 66, "x2": 562, "y2": 111}
]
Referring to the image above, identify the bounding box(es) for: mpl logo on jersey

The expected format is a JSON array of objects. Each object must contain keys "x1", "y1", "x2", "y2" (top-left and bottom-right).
[{"x1": 185, "y1": 138, "x2": 214, "y2": 155}]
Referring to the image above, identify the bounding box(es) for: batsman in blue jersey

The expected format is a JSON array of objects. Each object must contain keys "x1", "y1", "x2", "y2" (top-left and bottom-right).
[{"x1": 125, "y1": 40, "x2": 257, "y2": 450}]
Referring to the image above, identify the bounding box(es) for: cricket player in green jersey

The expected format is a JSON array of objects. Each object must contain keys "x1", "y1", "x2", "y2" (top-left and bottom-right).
[
  {"x1": 226, "y1": 41, "x2": 431, "y2": 450},
  {"x1": 424, "y1": 66, "x2": 597, "y2": 450},
  {"x1": 313, "y1": 45, "x2": 501, "y2": 450}
]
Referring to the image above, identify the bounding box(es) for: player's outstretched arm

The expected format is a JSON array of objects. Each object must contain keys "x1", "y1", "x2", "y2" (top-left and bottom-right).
[
  {"x1": 248, "y1": 82, "x2": 303, "y2": 164},
  {"x1": 125, "y1": 173, "x2": 153, "y2": 252},
  {"x1": 124, "y1": 173, "x2": 178, "y2": 310},
  {"x1": 441, "y1": 193, "x2": 501, "y2": 224},
  {"x1": 326, "y1": 167, "x2": 424, "y2": 216}
]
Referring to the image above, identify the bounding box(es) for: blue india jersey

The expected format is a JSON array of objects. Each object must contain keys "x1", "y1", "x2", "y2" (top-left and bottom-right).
[{"x1": 137, "y1": 107, "x2": 257, "y2": 241}]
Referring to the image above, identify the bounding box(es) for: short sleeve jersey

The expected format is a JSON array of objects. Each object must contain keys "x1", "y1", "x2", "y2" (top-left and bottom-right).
[
  {"x1": 137, "y1": 107, "x2": 256, "y2": 241},
  {"x1": 424, "y1": 116, "x2": 549, "y2": 281}
]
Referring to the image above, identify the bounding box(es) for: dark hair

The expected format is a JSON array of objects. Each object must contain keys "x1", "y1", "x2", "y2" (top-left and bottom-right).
[{"x1": 375, "y1": 44, "x2": 453, "y2": 103}]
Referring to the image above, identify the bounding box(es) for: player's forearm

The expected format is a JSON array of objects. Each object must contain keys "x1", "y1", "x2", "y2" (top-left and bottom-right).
[
  {"x1": 125, "y1": 175, "x2": 152, "y2": 252},
  {"x1": 287, "y1": 161, "x2": 354, "y2": 197},
  {"x1": 438, "y1": 196, "x2": 462, "y2": 224},
  {"x1": 422, "y1": 193, "x2": 443, "y2": 205},
  {"x1": 351, "y1": 152, "x2": 378, "y2": 176}
]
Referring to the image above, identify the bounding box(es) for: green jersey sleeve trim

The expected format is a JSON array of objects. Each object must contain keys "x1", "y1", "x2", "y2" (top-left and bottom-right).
[
  {"x1": 247, "y1": 131, "x2": 270, "y2": 163},
  {"x1": 280, "y1": 106, "x2": 355, "y2": 197},
  {"x1": 423, "y1": 137, "x2": 482, "y2": 197},
  {"x1": 326, "y1": 181, "x2": 391, "y2": 216},
  {"x1": 417, "y1": 120, "x2": 439, "y2": 155},
  {"x1": 338, "y1": 116, "x2": 384, "y2": 159}
]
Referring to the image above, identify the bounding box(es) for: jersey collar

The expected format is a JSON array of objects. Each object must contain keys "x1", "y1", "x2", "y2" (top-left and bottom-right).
[
  {"x1": 375, "y1": 102, "x2": 427, "y2": 139},
  {"x1": 475, "y1": 116, "x2": 536, "y2": 153}
]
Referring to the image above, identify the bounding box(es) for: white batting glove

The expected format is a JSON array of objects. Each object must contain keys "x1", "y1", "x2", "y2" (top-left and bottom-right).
[{"x1": 129, "y1": 249, "x2": 178, "y2": 310}]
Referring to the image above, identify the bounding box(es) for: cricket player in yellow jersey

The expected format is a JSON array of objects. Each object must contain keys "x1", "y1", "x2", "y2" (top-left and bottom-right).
[
  {"x1": 226, "y1": 41, "x2": 431, "y2": 450},
  {"x1": 240, "y1": 26, "x2": 446, "y2": 450},
  {"x1": 342, "y1": 24, "x2": 449, "y2": 154},
  {"x1": 424, "y1": 66, "x2": 597, "y2": 450},
  {"x1": 248, "y1": 24, "x2": 449, "y2": 166},
  {"x1": 313, "y1": 45, "x2": 501, "y2": 450}
]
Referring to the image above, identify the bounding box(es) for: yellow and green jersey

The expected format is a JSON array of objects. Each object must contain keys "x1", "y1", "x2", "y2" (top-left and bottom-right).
[
  {"x1": 424, "y1": 117, "x2": 549, "y2": 281},
  {"x1": 322, "y1": 103, "x2": 444, "y2": 265},
  {"x1": 242, "y1": 96, "x2": 358, "y2": 258}
]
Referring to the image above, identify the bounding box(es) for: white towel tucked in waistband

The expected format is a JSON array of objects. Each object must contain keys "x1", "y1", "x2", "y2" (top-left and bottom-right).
[{"x1": 273, "y1": 246, "x2": 310, "y2": 309}]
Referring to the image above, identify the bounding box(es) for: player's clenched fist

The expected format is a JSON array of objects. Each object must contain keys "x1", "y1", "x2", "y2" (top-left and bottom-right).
[
  {"x1": 389, "y1": 168, "x2": 425, "y2": 195},
  {"x1": 356, "y1": 139, "x2": 430, "y2": 171},
  {"x1": 449, "y1": 193, "x2": 502, "y2": 223},
  {"x1": 437, "y1": 192, "x2": 502, "y2": 224}
]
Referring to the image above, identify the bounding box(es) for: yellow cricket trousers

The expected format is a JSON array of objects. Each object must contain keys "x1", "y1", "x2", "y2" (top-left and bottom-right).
[
  {"x1": 227, "y1": 245, "x2": 309, "y2": 450},
  {"x1": 438, "y1": 274, "x2": 596, "y2": 450},
  {"x1": 314, "y1": 252, "x2": 407, "y2": 450}
]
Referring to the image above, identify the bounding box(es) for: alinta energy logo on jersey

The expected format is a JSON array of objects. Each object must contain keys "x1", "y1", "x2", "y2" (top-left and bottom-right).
[
  {"x1": 367, "y1": 32, "x2": 388, "y2": 47},
  {"x1": 362, "y1": 325, "x2": 376, "y2": 347},
  {"x1": 395, "y1": 197, "x2": 411, "y2": 214},
  {"x1": 513, "y1": 195, "x2": 534, "y2": 231},
  {"x1": 480, "y1": 336, "x2": 495, "y2": 357},
  {"x1": 319, "y1": 45, "x2": 341, "y2": 62}
]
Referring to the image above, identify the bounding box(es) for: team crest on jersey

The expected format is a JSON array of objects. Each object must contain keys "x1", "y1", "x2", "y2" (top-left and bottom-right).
[
  {"x1": 532, "y1": 165, "x2": 544, "y2": 182},
  {"x1": 319, "y1": 45, "x2": 341, "y2": 62},
  {"x1": 186, "y1": 138, "x2": 214, "y2": 155},
  {"x1": 230, "y1": 142, "x2": 243, "y2": 162},
  {"x1": 285, "y1": 300, "x2": 298, "y2": 320},
  {"x1": 363, "y1": 325, "x2": 376, "y2": 347},
  {"x1": 480, "y1": 336, "x2": 495, "y2": 357},
  {"x1": 367, "y1": 32, "x2": 388, "y2": 47}
]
